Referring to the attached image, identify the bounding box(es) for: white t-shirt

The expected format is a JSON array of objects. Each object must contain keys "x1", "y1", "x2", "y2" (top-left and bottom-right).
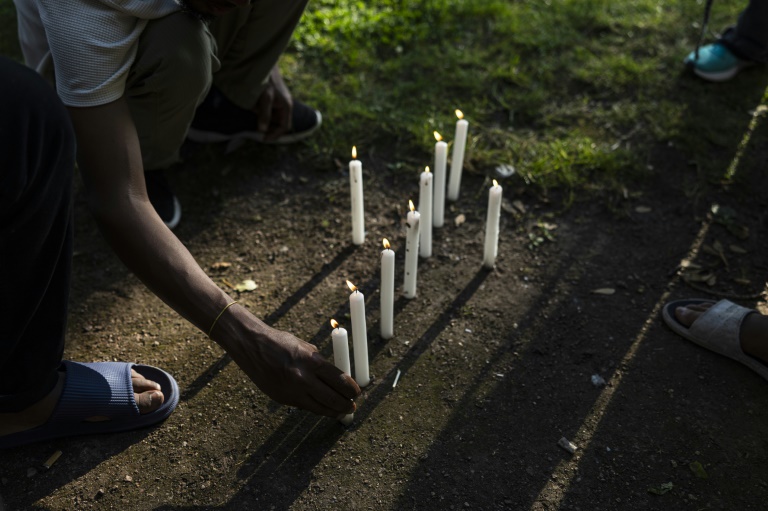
[{"x1": 14, "y1": 0, "x2": 180, "y2": 107}]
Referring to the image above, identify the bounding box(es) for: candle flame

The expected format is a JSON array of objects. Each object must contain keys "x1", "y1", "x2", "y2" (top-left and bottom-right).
[
  {"x1": 330, "y1": 319, "x2": 339, "y2": 329},
  {"x1": 425, "y1": 166, "x2": 430, "y2": 173},
  {"x1": 408, "y1": 200, "x2": 415, "y2": 212},
  {"x1": 352, "y1": 146, "x2": 357, "y2": 159},
  {"x1": 346, "y1": 279, "x2": 357, "y2": 292},
  {"x1": 434, "y1": 131, "x2": 443, "y2": 141},
  {"x1": 455, "y1": 109, "x2": 464, "y2": 120},
  {"x1": 383, "y1": 238, "x2": 390, "y2": 249},
  {"x1": 493, "y1": 179, "x2": 499, "y2": 187}
]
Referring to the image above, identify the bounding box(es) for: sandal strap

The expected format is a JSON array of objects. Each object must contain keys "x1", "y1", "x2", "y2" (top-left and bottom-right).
[
  {"x1": 687, "y1": 300, "x2": 753, "y2": 360},
  {"x1": 50, "y1": 361, "x2": 140, "y2": 422}
]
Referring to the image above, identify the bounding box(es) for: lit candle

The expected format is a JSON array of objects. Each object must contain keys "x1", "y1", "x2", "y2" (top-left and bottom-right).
[
  {"x1": 403, "y1": 200, "x2": 421, "y2": 299},
  {"x1": 447, "y1": 110, "x2": 469, "y2": 201},
  {"x1": 350, "y1": 146, "x2": 365, "y2": 245},
  {"x1": 330, "y1": 319, "x2": 354, "y2": 425},
  {"x1": 483, "y1": 180, "x2": 503, "y2": 269},
  {"x1": 380, "y1": 238, "x2": 395, "y2": 339},
  {"x1": 418, "y1": 166, "x2": 433, "y2": 258},
  {"x1": 346, "y1": 280, "x2": 370, "y2": 387},
  {"x1": 433, "y1": 131, "x2": 447, "y2": 228},
  {"x1": 330, "y1": 319, "x2": 351, "y2": 375}
]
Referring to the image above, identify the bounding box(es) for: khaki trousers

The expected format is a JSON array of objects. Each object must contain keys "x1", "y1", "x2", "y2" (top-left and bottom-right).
[{"x1": 126, "y1": 0, "x2": 308, "y2": 169}]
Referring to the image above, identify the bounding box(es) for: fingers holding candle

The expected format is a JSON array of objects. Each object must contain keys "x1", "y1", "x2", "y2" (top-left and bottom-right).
[
  {"x1": 313, "y1": 366, "x2": 359, "y2": 411},
  {"x1": 308, "y1": 379, "x2": 358, "y2": 415},
  {"x1": 224, "y1": 324, "x2": 359, "y2": 418}
]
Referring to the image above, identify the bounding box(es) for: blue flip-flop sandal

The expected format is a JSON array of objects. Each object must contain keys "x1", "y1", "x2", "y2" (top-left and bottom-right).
[{"x1": 0, "y1": 361, "x2": 179, "y2": 449}]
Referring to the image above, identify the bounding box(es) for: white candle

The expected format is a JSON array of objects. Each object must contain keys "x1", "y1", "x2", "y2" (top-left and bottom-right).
[
  {"x1": 483, "y1": 180, "x2": 503, "y2": 269},
  {"x1": 447, "y1": 110, "x2": 469, "y2": 201},
  {"x1": 403, "y1": 200, "x2": 421, "y2": 299},
  {"x1": 330, "y1": 319, "x2": 354, "y2": 425},
  {"x1": 349, "y1": 146, "x2": 365, "y2": 245},
  {"x1": 433, "y1": 131, "x2": 447, "y2": 228},
  {"x1": 418, "y1": 166, "x2": 433, "y2": 258},
  {"x1": 330, "y1": 319, "x2": 352, "y2": 375},
  {"x1": 380, "y1": 239, "x2": 395, "y2": 339},
  {"x1": 346, "y1": 280, "x2": 370, "y2": 387}
]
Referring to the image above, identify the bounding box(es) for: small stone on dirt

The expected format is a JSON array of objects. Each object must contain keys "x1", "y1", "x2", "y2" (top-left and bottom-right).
[{"x1": 558, "y1": 437, "x2": 577, "y2": 454}]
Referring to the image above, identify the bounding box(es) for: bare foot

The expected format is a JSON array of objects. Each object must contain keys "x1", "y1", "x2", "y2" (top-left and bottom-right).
[
  {"x1": 0, "y1": 368, "x2": 165, "y2": 437},
  {"x1": 675, "y1": 303, "x2": 768, "y2": 364}
]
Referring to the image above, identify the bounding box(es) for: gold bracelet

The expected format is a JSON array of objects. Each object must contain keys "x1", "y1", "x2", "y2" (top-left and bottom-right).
[{"x1": 208, "y1": 300, "x2": 238, "y2": 337}]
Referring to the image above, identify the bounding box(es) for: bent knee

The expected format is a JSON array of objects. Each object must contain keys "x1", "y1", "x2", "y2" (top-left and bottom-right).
[{"x1": 130, "y1": 12, "x2": 215, "y2": 98}]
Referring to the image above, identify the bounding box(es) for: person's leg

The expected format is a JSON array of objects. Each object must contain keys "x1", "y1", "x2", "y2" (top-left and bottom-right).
[
  {"x1": 684, "y1": 0, "x2": 768, "y2": 81},
  {"x1": 0, "y1": 56, "x2": 75, "y2": 413},
  {"x1": 209, "y1": 0, "x2": 308, "y2": 111},
  {"x1": 123, "y1": 11, "x2": 217, "y2": 228},
  {"x1": 0, "y1": 58, "x2": 168, "y2": 441},
  {"x1": 720, "y1": 0, "x2": 768, "y2": 63},
  {"x1": 188, "y1": 0, "x2": 322, "y2": 145},
  {"x1": 126, "y1": 11, "x2": 217, "y2": 171}
]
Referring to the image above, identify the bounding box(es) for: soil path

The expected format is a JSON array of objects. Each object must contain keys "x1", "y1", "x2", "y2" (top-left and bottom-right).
[{"x1": 2, "y1": 134, "x2": 768, "y2": 510}]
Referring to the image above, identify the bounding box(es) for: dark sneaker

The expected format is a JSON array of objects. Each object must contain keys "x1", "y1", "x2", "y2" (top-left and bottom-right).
[
  {"x1": 187, "y1": 86, "x2": 322, "y2": 145},
  {"x1": 145, "y1": 170, "x2": 182, "y2": 230}
]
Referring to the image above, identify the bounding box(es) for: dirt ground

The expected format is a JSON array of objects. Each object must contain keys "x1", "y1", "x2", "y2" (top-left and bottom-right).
[{"x1": 3, "y1": 85, "x2": 768, "y2": 510}]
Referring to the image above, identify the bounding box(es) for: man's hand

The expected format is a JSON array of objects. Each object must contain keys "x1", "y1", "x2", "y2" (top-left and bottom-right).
[
  {"x1": 218, "y1": 310, "x2": 361, "y2": 417},
  {"x1": 253, "y1": 66, "x2": 293, "y2": 142}
]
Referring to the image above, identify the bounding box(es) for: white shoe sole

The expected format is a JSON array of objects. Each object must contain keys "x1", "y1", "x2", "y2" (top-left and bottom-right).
[
  {"x1": 686, "y1": 60, "x2": 753, "y2": 82},
  {"x1": 165, "y1": 196, "x2": 182, "y2": 230},
  {"x1": 693, "y1": 66, "x2": 741, "y2": 82}
]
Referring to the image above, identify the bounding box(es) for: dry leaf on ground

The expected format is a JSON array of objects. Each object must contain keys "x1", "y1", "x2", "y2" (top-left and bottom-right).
[
  {"x1": 730, "y1": 245, "x2": 747, "y2": 254},
  {"x1": 234, "y1": 279, "x2": 258, "y2": 292},
  {"x1": 689, "y1": 461, "x2": 708, "y2": 479}
]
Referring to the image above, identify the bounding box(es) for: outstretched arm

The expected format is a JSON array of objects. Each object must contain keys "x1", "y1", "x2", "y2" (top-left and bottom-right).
[{"x1": 67, "y1": 96, "x2": 359, "y2": 416}]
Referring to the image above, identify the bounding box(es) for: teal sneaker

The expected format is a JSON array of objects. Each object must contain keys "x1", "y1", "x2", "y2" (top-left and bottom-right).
[{"x1": 684, "y1": 42, "x2": 752, "y2": 82}]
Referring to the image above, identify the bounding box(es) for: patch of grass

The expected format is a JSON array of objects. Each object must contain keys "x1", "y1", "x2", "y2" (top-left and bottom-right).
[
  {"x1": 288, "y1": 0, "x2": 762, "y2": 204},
  {"x1": 2, "y1": 1, "x2": 762, "y2": 205}
]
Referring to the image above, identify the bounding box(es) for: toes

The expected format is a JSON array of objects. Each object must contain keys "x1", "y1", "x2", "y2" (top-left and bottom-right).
[
  {"x1": 131, "y1": 369, "x2": 162, "y2": 393},
  {"x1": 674, "y1": 302, "x2": 715, "y2": 328},
  {"x1": 675, "y1": 305, "x2": 703, "y2": 327},
  {"x1": 135, "y1": 390, "x2": 164, "y2": 415},
  {"x1": 131, "y1": 369, "x2": 164, "y2": 414},
  {"x1": 685, "y1": 303, "x2": 713, "y2": 313}
]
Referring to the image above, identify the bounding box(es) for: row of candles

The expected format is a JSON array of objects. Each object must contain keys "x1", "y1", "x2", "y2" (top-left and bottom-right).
[{"x1": 330, "y1": 111, "x2": 504, "y2": 424}]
